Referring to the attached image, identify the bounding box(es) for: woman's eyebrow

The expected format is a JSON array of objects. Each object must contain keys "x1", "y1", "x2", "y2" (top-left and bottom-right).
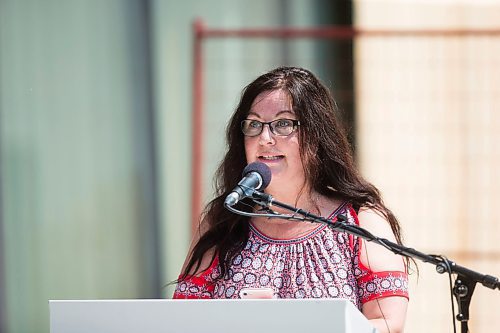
[
  {"x1": 276, "y1": 110, "x2": 295, "y2": 117},
  {"x1": 246, "y1": 110, "x2": 295, "y2": 118}
]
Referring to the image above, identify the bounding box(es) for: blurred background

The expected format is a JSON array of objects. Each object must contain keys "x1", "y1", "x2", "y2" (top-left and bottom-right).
[{"x1": 1, "y1": 0, "x2": 499, "y2": 332}]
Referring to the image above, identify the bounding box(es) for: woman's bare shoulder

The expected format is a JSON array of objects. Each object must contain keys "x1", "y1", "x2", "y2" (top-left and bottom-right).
[
  {"x1": 356, "y1": 207, "x2": 405, "y2": 272},
  {"x1": 356, "y1": 207, "x2": 396, "y2": 240}
]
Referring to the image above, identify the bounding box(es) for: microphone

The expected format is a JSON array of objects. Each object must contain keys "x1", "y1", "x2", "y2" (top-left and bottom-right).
[{"x1": 224, "y1": 162, "x2": 272, "y2": 207}]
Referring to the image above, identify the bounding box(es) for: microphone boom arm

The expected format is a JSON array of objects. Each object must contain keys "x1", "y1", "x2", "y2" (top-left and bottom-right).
[
  {"x1": 233, "y1": 190, "x2": 500, "y2": 333},
  {"x1": 248, "y1": 190, "x2": 500, "y2": 290}
]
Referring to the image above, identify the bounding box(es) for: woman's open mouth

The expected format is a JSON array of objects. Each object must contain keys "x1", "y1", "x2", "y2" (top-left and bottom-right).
[{"x1": 258, "y1": 155, "x2": 284, "y2": 162}]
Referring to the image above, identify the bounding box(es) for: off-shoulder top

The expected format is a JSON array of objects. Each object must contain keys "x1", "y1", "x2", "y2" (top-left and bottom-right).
[{"x1": 173, "y1": 202, "x2": 408, "y2": 309}]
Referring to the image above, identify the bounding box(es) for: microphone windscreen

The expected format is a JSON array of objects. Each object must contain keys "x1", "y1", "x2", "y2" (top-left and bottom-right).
[{"x1": 242, "y1": 162, "x2": 272, "y2": 190}]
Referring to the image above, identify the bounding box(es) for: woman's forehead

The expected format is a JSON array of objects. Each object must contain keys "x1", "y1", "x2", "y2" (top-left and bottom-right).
[
  {"x1": 253, "y1": 89, "x2": 291, "y2": 105},
  {"x1": 249, "y1": 90, "x2": 294, "y2": 117}
]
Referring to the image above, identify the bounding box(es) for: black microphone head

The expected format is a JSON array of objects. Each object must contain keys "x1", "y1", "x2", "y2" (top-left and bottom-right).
[{"x1": 242, "y1": 162, "x2": 272, "y2": 190}]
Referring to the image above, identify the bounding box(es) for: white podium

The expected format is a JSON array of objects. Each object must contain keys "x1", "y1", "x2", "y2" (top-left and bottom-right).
[{"x1": 50, "y1": 299, "x2": 378, "y2": 333}]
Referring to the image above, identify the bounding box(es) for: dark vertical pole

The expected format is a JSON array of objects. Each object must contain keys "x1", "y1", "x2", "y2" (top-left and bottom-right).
[
  {"x1": 140, "y1": 0, "x2": 162, "y2": 298},
  {"x1": 123, "y1": 0, "x2": 162, "y2": 297},
  {"x1": 314, "y1": 0, "x2": 355, "y2": 148},
  {"x1": 191, "y1": 19, "x2": 204, "y2": 235}
]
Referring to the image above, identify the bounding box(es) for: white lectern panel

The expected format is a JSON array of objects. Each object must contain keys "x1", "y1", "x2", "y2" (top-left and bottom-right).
[{"x1": 50, "y1": 299, "x2": 377, "y2": 333}]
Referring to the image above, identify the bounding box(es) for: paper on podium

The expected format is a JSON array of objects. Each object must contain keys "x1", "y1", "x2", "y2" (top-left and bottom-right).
[{"x1": 50, "y1": 298, "x2": 378, "y2": 333}]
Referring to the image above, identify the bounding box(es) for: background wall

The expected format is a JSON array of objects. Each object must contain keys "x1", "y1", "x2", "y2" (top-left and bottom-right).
[
  {"x1": 0, "y1": 1, "x2": 159, "y2": 332},
  {"x1": 355, "y1": 1, "x2": 500, "y2": 332},
  {"x1": 0, "y1": 0, "x2": 499, "y2": 332}
]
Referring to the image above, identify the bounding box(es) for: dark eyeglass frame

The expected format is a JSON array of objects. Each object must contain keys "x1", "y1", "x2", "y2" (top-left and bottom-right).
[{"x1": 241, "y1": 118, "x2": 301, "y2": 137}]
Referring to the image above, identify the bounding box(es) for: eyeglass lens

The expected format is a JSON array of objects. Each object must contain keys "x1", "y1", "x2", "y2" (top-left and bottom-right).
[{"x1": 241, "y1": 119, "x2": 298, "y2": 136}]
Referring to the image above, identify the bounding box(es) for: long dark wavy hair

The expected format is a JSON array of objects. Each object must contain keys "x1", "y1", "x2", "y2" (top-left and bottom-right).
[{"x1": 180, "y1": 66, "x2": 406, "y2": 280}]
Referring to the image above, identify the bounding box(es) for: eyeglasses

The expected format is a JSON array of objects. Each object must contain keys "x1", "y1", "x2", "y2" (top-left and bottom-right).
[{"x1": 241, "y1": 118, "x2": 300, "y2": 137}]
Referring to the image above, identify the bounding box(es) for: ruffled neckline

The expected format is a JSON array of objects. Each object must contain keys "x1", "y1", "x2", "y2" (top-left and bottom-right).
[{"x1": 248, "y1": 201, "x2": 349, "y2": 244}]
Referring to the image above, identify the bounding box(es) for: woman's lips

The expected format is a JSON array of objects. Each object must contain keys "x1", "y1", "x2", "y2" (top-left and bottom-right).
[{"x1": 258, "y1": 155, "x2": 284, "y2": 162}]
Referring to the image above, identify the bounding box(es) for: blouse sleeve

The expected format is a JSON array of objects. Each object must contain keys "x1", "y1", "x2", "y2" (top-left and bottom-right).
[
  {"x1": 347, "y1": 206, "x2": 410, "y2": 304},
  {"x1": 356, "y1": 269, "x2": 409, "y2": 304},
  {"x1": 172, "y1": 257, "x2": 219, "y2": 299}
]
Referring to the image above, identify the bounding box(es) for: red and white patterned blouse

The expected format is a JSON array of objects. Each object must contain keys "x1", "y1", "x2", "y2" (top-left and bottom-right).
[{"x1": 173, "y1": 202, "x2": 409, "y2": 309}]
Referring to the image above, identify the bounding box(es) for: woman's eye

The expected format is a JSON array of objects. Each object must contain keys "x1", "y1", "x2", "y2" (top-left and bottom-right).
[
  {"x1": 276, "y1": 120, "x2": 291, "y2": 127},
  {"x1": 249, "y1": 121, "x2": 262, "y2": 128}
]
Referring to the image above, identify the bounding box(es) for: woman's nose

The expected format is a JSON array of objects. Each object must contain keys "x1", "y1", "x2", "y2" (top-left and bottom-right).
[{"x1": 258, "y1": 124, "x2": 275, "y2": 145}]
